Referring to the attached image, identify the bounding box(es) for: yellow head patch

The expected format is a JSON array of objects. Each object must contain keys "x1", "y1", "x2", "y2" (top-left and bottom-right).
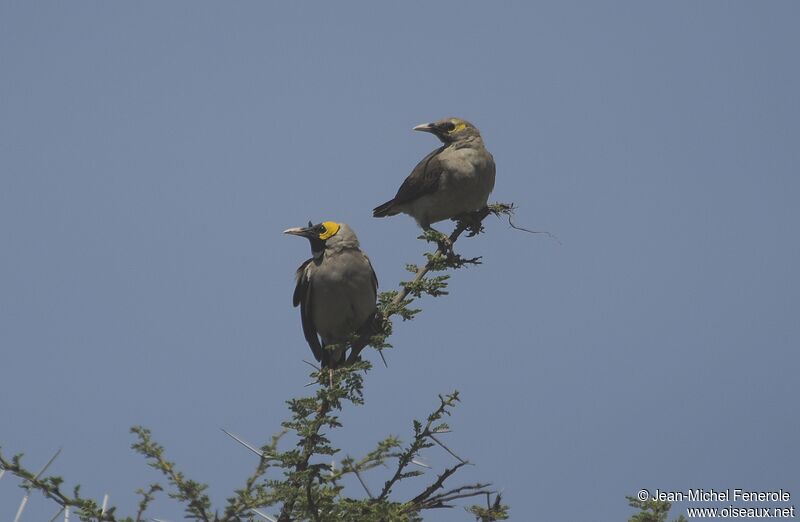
[
  {"x1": 452, "y1": 121, "x2": 467, "y2": 133},
  {"x1": 319, "y1": 221, "x2": 340, "y2": 240}
]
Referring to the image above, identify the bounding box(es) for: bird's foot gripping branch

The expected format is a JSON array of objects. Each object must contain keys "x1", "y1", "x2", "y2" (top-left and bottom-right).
[
  {"x1": 376, "y1": 202, "x2": 515, "y2": 326},
  {"x1": 0, "y1": 203, "x2": 514, "y2": 521}
]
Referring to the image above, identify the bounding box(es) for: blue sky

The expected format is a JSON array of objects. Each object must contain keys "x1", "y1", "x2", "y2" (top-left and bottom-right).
[{"x1": 1, "y1": 2, "x2": 798, "y2": 520}]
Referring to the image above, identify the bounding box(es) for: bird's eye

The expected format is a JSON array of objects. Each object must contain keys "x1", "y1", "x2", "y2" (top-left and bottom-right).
[
  {"x1": 443, "y1": 122, "x2": 456, "y2": 132},
  {"x1": 318, "y1": 225, "x2": 327, "y2": 234}
]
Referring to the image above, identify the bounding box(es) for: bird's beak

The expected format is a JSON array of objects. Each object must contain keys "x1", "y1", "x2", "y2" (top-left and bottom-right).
[
  {"x1": 283, "y1": 226, "x2": 314, "y2": 238},
  {"x1": 413, "y1": 123, "x2": 435, "y2": 133}
]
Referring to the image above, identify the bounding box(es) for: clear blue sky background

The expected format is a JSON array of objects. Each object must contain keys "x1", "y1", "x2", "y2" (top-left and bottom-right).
[{"x1": 2, "y1": 2, "x2": 798, "y2": 521}]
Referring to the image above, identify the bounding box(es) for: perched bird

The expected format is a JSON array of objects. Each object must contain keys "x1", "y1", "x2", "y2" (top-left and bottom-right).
[
  {"x1": 373, "y1": 117, "x2": 496, "y2": 231},
  {"x1": 284, "y1": 221, "x2": 378, "y2": 367}
]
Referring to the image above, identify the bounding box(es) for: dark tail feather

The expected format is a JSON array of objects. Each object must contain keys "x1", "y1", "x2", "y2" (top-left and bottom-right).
[{"x1": 373, "y1": 199, "x2": 398, "y2": 218}]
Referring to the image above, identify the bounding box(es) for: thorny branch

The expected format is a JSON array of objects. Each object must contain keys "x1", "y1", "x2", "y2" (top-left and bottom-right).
[
  {"x1": 0, "y1": 203, "x2": 515, "y2": 521},
  {"x1": 386, "y1": 203, "x2": 515, "y2": 315},
  {"x1": 276, "y1": 396, "x2": 332, "y2": 522},
  {"x1": 0, "y1": 450, "x2": 117, "y2": 521}
]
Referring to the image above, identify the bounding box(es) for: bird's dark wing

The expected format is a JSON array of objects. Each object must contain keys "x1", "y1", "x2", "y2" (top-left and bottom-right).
[
  {"x1": 375, "y1": 146, "x2": 444, "y2": 212},
  {"x1": 293, "y1": 259, "x2": 323, "y2": 362},
  {"x1": 292, "y1": 259, "x2": 311, "y2": 307},
  {"x1": 391, "y1": 146, "x2": 446, "y2": 206},
  {"x1": 365, "y1": 255, "x2": 378, "y2": 294}
]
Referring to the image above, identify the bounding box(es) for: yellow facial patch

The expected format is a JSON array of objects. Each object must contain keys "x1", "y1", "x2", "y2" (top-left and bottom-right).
[
  {"x1": 319, "y1": 221, "x2": 340, "y2": 240},
  {"x1": 452, "y1": 121, "x2": 467, "y2": 133}
]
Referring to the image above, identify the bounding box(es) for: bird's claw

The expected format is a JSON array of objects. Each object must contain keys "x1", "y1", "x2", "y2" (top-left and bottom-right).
[{"x1": 454, "y1": 210, "x2": 486, "y2": 237}]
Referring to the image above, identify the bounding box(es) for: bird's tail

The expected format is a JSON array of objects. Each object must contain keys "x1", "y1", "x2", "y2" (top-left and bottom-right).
[
  {"x1": 372, "y1": 199, "x2": 399, "y2": 218},
  {"x1": 346, "y1": 311, "x2": 384, "y2": 365}
]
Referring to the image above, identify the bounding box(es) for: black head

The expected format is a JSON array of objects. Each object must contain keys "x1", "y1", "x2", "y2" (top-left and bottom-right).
[{"x1": 284, "y1": 221, "x2": 342, "y2": 259}]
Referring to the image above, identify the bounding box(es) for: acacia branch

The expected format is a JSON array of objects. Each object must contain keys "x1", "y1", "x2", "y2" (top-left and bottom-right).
[
  {"x1": 135, "y1": 483, "x2": 162, "y2": 522},
  {"x1": 377, "y1": 392, "x2": 460, "y2": 501},
  {"x1": 378, "y1": 203, "x2": 514, "y2": 327},
  {"x1": 219, "y1": 429, "x2": 285, "y2": 520},
  {"x1": 277, "y1": 397, "x2": 331, "y2": 522},
  {"x1": 420, "y1": 482, "x2": 495, "y2": 508},
  {"x1": 130, "y1": 427, "x2": 212, "y2": 522},
  {"x1": 0, "y1": 204, "x2": 515, "y2": 522},
  {"x1": 0, "y1": 450, "x2": 117, "y2": 521},
  {"x1": 409, "y1": 461, "x2": 469, "y2": 505},
  {"x1": 390, "y1": 205, "x2": 506, "y2": 309}
]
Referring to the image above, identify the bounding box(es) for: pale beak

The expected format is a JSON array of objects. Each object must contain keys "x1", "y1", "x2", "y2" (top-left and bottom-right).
[
  {"x1": 413, "y1": 123, "x2": 435, "y2": 132},
  {"x1": 283, "y1": 227, "x2": 306, "y2": 236}
]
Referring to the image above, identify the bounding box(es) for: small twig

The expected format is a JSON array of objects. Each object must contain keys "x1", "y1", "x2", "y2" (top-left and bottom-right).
[
  {"x1": 429, "y1": 482, "x2": 493, "y2": 502},
  {"x1": 135, "y1": 483, "x2": 162, "y2": 522},
  {"x1": 130, "y1": 427, "x2": 212, "y2": 522},
  {"x1": 503, "y1": 206, "x2": 561, "y2": 244},
  {"x1": 408, "y1": 462, "x2": 468, "y2": 506},
  {"x1": 302, "y1": 359, "x2": 320, "y2": 371},
  {"x1": 429, "y1": 434, "x2": 468, "y2": 465},
  {"x1": 418, "y1": 484, "x2": 495, "y2": 509},
  {"x1": 48, "y1": 506, "x2": 65, "y2": 522},
  {"x1": 415, "y1": 482, "x2": 495, "y2": 510},
  {"x1": 377, "y1": 392, "x2": 461, "y2": 502},
  {"x1": 353, "y1": 468, "x2": 375, "y2": 499}
]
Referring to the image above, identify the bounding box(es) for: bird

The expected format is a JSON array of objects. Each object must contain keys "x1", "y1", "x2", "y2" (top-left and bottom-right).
[
  {"x1": 373, "y1": 117, "x2": 496, "y2": 235},
  {"x1": 284, "y1": 221, "x2": 378, "y2": 368}
]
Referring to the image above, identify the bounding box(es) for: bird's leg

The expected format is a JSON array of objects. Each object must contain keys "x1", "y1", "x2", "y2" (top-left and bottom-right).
[
  {"x1": 453, "y1": 209, "x2": 487, "y2": 237},
  {"x1": 346, "y1": 340, "x2": 364, "y2": 365}
]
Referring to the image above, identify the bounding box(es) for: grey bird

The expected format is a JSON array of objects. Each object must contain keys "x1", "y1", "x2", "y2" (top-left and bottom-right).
[
  {"x1": 373, "y1": 117, "x2": 496, "y2": 231},
  {"x1": 284, "y1": 221, "x2": 378, "y2": 367}
]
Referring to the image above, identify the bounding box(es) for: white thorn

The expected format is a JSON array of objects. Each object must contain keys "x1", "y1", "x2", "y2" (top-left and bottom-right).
[
  {"x1": 13, "y1": 493, "x2": 30, "y2": 522},
  {"x1": 101, "y1": 493, "x2": 109, "y2": 514},
  {"x1": 15, "y1": 446, "x2": 64, "y2": 522},
  {"x1": 250, "y1": 508, "x2": 277, "y2": 521},
  {"x1": 64, "y1": 506, "x2": 70, "y2": 522},
  {"x1": 220, "y1": 428, "x2": 266, "y2": 457},
  {"x1": 411, "y1": 458, "x2": 431, "y2": 469}
]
